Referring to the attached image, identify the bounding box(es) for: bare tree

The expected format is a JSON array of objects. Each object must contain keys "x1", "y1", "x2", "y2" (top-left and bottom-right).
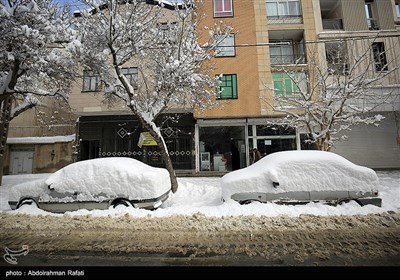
[
  {"x1": 263, "y1": 36, "x2": 400, "y2": 151},
  {"x1": 75, "y1": 0, "x2": 231, "y2": 193},
  {"x1": 0, "y1": 0, "x2": 80, "y2": 184}
]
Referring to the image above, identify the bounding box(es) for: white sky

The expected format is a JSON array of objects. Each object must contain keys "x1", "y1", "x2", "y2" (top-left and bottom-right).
[{"x1": 1, "y1": 170, "x2": 399, "y2": 218}]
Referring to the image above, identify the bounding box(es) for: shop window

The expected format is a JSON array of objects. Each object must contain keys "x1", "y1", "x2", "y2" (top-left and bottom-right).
[
  {"x1": 213, "y1": 0, "x2": 233, "y2": 17},
  {"x1": 199, "y1": 126, "x2": 245, "y2": 171},
  {"x1": 217, "y1": 74, "x2": 238, "y2": 99}
]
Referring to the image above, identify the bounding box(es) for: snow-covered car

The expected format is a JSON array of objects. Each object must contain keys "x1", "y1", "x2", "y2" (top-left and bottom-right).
[
  {"x1": 8, "y1": 157, "x2": 171, "y2": 213},
  {"x1": 221, "y1": 151, "x2": 382, "y2": 207}
]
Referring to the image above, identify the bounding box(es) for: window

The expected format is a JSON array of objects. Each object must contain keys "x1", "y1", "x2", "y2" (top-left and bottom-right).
[
  {"x1": 270, "y1": 41, "x2": 293, "y2": 65},
  {"x1": 215, "y1": 34, "x2": 235, "y2": 57},
  {"x1": 266, "y1": 0, "x2": 301, "y2": 18},
  {"x1": 325, "y1": 42, "x2": 349, "y2": 75},
  {"x1": 159, "y1": 22, "x2": 177, "y2": 43},
  {"x1": 365, "y1": 1, "x2": 379, "y2": 30},
  {"x1": 121, "y1": 67, "x2": 138, "y2": 89},
  {"x1": 272, "y1": 72, "x2": 306, "y2": 95},
  {"x1": 372, "y1": 42, "x2": 388, "y2": 72},
  {"x1": 213, "y1": 0, "x2": 233, "y2": 17},
  {"x1": 82, "y1": 70, "x2": 101, "y2": 92},
  {"x1": 396, "y1": 2, "x2": 400, "y2": 17},
  {"x1": 217, "y1": 74, "x2": 237, "y2": 99}
]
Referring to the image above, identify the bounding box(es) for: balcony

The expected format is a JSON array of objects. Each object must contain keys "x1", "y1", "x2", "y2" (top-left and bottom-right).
[
  {"x1": 270, "y1": 54, "x2": 306, "y2": 66},
  {"x1": 322, "y1": 19, "x2": 343, "y2": 30},
  {"x1": 327, "y1": 63, "x2": 350, "y2": 75},
  {"x1": 367, "y1": 18, "x2": 379, "y2": 30},
  {"x1": 267, "y1": 15, "x2": 303, "y2": 25}
]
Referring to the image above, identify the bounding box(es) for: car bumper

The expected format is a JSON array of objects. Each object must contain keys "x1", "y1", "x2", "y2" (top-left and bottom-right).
[{"x1": 131, "y1": 190, "x2": 170, "y2": 210}]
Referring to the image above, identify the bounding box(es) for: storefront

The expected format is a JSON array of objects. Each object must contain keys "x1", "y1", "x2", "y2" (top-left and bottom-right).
[
  {"x1": 195, "y1": 118, "x2": 300, "y2": 172},
  {"x1": 77, "y1": 113, "x2": 195, "y2": 170}
]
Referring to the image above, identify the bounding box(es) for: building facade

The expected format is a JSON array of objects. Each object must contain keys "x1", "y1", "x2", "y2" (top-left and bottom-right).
[
  {"x1": 194, "y1": 0, "x2": 400, "y2": 171},
  {"x1": 70, "y1": 0, "x2": 400, "y2": 173},
  {"x1": 7, "y1": 0, "x2": 399, "y2": 175}
]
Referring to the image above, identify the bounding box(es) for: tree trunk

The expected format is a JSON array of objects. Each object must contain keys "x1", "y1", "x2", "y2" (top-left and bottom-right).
[
  {"x1": 140, "y1": 119, "x2": 179, "y2": 193},
  {"x1": 0, "y1": 96, "x2": 12, "y2": 186}
]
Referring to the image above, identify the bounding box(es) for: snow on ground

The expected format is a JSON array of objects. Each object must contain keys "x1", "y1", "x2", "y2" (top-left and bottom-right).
[{"x1": 0, "y1": 170, "x2": 399, "y2": 218}]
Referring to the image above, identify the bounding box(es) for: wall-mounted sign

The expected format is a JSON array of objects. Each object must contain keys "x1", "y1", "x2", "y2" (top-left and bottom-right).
[
  {"x1": 138, "y1": 132, "x2": 158, "y2": 148},
  {"x1": 265, "y1": 140, "x2": 272, "y2": 145}
]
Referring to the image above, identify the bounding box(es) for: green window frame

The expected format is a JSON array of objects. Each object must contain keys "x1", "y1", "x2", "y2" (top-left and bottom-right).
[
  {"x1": 217, "y1": 74, "x2": 238, "y2": 99},
  {"x1": 272, "y1": 72, "x2": 306, "y2": 96}
]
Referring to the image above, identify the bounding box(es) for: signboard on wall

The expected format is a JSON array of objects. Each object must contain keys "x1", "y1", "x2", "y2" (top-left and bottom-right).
[{"x1": 137, "y1": 132, "x2": 157, "y2": 148}]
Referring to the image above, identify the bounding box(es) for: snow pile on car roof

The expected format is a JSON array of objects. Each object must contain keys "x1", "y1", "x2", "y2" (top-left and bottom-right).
[
  {"x1": 44, "y1": 157, "x2": 171, "y2": 200},
  {"x1": 221, "y1": 151, "x2": 379, "y2": 201}
]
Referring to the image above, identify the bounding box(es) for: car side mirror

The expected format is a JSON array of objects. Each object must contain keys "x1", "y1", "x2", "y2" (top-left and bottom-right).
[
  {"x1": 272, "y1": 182, "x2": 279, "y2": 188},
  {"x1": 48, "y1": 184, "x2": 54, "y2": 191}
]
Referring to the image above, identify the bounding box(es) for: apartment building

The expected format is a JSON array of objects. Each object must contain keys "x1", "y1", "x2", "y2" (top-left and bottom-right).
[
  {"x1": 194, "y1": 0, "x2": 400, "y2": 171},
  {"x1": 195, "y1": 0, "x2": 320, "y2": 173}
]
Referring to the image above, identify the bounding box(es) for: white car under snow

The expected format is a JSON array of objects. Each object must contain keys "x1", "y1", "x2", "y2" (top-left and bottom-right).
[
  {"x1": 221, "y1": 150, "x2": 382, "y2": 207},
  {"x1": 8, "y1": 157, "x2": 171, "y2": 213}
]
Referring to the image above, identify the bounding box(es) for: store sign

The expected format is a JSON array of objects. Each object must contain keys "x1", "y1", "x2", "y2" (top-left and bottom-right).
[{"x1": 138, "y1": 132, "x2": 157, "y2": 148}]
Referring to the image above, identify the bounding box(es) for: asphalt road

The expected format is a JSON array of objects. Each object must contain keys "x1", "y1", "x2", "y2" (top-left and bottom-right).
[{"x1": 1, "y1": 212, "x2": 399, "y2": 269}]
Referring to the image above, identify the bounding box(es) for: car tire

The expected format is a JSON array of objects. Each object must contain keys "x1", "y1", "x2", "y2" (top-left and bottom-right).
[
  {"x1": 112, "y1": 199, "x2": 133, "y2": 208},
  {"x1": 17, "y1": 198, "x2": 38, "y2": 209},
  {"x1": 239, "y1": 200, "x2": 256, "y2": 205},
  {"x1": 337, "y1": 199, "x2": 350, "y2": 206}
]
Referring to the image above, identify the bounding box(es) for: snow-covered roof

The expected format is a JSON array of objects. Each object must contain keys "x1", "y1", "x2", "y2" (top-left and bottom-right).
[
  {"x1": 73, "y1": 0, "x2": 187, "y2": 17},
  {"x1": 7, "y1": 134, "x2": 75, "y2": 144}
]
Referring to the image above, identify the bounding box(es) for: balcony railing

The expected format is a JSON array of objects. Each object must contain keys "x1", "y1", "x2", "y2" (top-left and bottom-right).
[
  {"x1": 267, "y1": 15, "x2": 303, "y2": 24},
  {"x1": 327, "y1": 63, "x2": 350, "y2": 75},
  {"x1": 270, "y1": 54, "x2": 306, "y2": 66},
  {"x1": 367, "y1": 18, "x2": 379, "y2": 30},
  {"x1": 322, "y1": 19, "x2": 343, "y2": 30}
]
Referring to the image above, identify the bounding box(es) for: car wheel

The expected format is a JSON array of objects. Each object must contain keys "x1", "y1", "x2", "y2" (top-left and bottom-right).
[
  {"x1": 17, "y1": 198, "x2": 38, "y2": 209},
  {"x1": 337, "y1": 199, "x2": 350, "y2": 206},
  {"x1": 239, "y1": 200, "x2": 255, "y2": 205},
  {"x1": 112, "y1": 199, "x2": 133, "y2": 208}
]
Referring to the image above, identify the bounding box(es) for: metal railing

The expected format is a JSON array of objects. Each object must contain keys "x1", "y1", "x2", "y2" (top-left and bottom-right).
[{"x1": 270, "y1": 54, "x2": 306, "y2": 65}]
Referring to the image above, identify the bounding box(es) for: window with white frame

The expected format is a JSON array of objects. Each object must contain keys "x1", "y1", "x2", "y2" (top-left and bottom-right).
[
  {"x1": 213, "y1": 0, "x2": 233, "y2": 17},
  {"x1": 272, "y1": 72, "x2": 306, "y2": 96},
  {"x1": 215, "y1": 34, "x2": 235, "y2": 57},
  {"x1": 269, "y1": 41, "x2": 293, "y2": 65},
  {"x1": 121, "y1": 67, "x2": 138, "y2": 89},
  {"x1": 266, "y1": 0, "x2": 301, "y2": 18},
  {"x1": 82, "y1": 70, "x2": 101, "y2": 92}
]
